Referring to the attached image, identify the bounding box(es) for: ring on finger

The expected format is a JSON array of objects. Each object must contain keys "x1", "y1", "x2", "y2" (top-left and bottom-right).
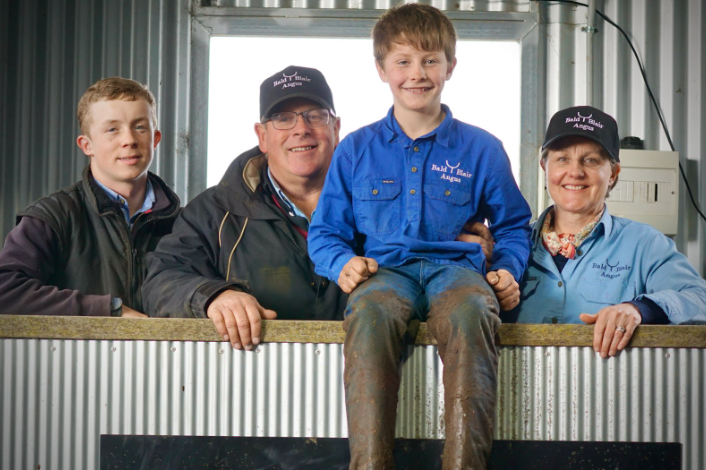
[{"x1": 616, "y1": 326, "x2": 627, "y2": 334}]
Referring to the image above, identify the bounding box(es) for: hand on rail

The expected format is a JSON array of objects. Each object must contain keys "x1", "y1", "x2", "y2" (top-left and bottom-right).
[
  {"x1": 121, "y1": 306, "x2": 148, "y2": 318},
  {"x1": 207, "y1": 290, "x2": 277, "y2": 350},
  {"x1": 580, "y1": 303, "x2": 642, "y2": 358}
]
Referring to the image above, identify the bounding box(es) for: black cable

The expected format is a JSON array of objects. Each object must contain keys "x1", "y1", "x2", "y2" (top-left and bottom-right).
[{"x1": 537, "y1": 0, "x2": 706, "y2": 223}]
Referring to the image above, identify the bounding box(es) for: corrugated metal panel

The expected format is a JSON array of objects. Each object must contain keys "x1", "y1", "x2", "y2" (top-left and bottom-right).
[
  {"x1": 2, "y1": 339, "x2": 704, "y2": 469},
  {"x1": 0, "y1": 0, "x2": 193, "y2": 245}
]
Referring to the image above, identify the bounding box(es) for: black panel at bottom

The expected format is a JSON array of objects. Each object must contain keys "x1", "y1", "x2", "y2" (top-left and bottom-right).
[{"x1": 100, "y1": 435, "x2": 681, "y2": 470}]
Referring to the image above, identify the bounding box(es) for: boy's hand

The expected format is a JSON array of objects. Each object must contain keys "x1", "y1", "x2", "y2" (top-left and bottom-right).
[
  {"x1": 486, "y1": 269, "x2": 519, "y2": 311},
  {"x1": 207, "y1": 290, "x2": 277, "y2": 350},
  {"x1": 338, "y1": 256, "x2": 379, "y2": 294},
  {"x1": 456, "y1": 221, "x2": 494, "y2": 263}
]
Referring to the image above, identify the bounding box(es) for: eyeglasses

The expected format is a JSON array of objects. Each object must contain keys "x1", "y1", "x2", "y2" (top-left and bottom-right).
[{"x1": 264, "y1": 108, "x2": 333, "y2": 130}]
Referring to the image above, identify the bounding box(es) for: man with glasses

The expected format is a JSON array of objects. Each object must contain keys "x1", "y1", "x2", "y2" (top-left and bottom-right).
[
  {"x1": 142, "y1": 66, "x2": 347, "y2": 348},
  {"x1": 143, "y1": 65, "x2": 493, "y2": 349}
]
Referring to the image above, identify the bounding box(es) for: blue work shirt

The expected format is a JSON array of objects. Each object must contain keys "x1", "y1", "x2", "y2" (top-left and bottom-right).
[
  {"x1": 309, "y1": 105, "x2": 532, "y2": 283},
  {"x1": 94, "y1": 179, "x2": 155, "y2": 228},
  {"x1": 504, "y1": 205, "x2": 706, "y2": 325}
]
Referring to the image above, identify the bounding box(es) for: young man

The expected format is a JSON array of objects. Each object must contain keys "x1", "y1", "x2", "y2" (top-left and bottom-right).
[
  {"x1": 0, "y1": 77, "x2": 180, "y2": 317},
  {"x1": 308, "y1": 4, "x2": 532, "y2": 468}
]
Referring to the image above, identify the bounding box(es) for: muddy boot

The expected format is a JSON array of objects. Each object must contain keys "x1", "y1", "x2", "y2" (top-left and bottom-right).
[{"x1": 427, "y1": 272, "x2": 500, "y2": 470}]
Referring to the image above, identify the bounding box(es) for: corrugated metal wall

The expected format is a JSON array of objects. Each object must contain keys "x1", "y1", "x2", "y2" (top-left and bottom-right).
[
  {"x1": 0, "y1": 0, "x2": 193, "y2": 242},
  {"x1": 2, "y1": 340, "x2": 703, "y2": 469}
]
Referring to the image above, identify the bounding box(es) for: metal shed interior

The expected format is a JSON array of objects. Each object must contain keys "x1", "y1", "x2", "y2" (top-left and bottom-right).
[{"x1": 1, "y1": 0, "x2": 705, "y2": 275}]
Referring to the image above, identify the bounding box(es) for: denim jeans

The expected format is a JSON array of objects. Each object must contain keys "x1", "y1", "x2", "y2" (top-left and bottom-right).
[{"x1": 342, "y1": 260, "x2": 500, "y2": 470}]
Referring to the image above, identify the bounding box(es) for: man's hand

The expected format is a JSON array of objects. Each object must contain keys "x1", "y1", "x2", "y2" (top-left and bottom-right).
[
  {"x1": 456, "y1": 221, "x2": 494, "y2": 264},
  {"x1": 121, "y1": 306, "x2": 148, "y2": 318},
  {"x1": 580, "y1": 303, "x2": 642, "y2": 358},
  {"x1": 207, "y1": 290, "x2": 277, "y2": 350},
  {"x1": 485, "y1": 269, "x2": 519, "y2": 311},
  {"x1": 338, "y1": 256, "x2": 379, "y2": 294}
]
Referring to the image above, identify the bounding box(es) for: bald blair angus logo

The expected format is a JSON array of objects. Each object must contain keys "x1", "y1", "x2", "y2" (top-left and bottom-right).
[
  {"x1": 431, "y1": 160, "x2": 472, "y2": 183},
  {"x1": 565, "y1": 112, "x2": 604, "y2": 132},
  {"x1": 273, "y1": 71, "x2": 312, "y2": 89}
]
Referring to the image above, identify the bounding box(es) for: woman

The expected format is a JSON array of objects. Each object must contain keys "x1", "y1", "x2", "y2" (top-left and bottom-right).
[{"x1": 503, "y1": 105, "x2": 706, "y2": 358}]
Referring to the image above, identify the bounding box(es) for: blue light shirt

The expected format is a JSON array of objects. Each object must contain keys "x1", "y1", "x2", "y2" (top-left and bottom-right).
[
  {"x1": 268, "y1": 168, "x2": 310, "y2": 223},
  {"x1": 94, "y1": 179, "x2": 156, "y2": 228},
  {"x1": 504, "y1": 205, "x2": 706, "y2": 325},
  {"x1": 309, "y1": 105, "x2": 532, "y2": 283}
]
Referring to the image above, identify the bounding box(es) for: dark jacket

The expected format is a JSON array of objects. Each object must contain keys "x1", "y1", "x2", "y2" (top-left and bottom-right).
[
  {"x1": 142, "y1": 146, "x2": 347, "y2": 320},
  {"x1": 0, "y1": 166, "x2": 180, "y2": 315}
]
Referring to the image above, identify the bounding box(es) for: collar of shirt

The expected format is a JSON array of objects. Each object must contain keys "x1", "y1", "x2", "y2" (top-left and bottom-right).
[
  {"x1": 267, "y1": 168, "x2": 310, "y2": 222},
  {"x1": 382, "y1": 104, "x2": 453, "y2": 148},
  {"x1": 93, "y1": 178, "x2": 156, "y2": 227},
  {"x1": 533, "y1": 203, "x2": 613, "y2": 244}
]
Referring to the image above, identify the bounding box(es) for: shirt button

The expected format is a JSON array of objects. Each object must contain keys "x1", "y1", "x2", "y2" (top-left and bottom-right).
[
  {"x1": 410, "y1": 189, "x2": 416, "y2": 195},
  {"x1": 576, "y1": 250, "x2": 583, "y2": 256},
  {"x1": 372, "y1": 189, "x2": 379, "y2": 195},
  {"x1": 558, "y1": 281, "x2": 563, "y2": 287},
  {"x1": 411, "y1": 167, "x2": 418, "y2": 173},
  {"x1": 322, "y1": 280, "x2": 328, "y2": 287},
  {"x1": 413, "y1": 146, "x2": 420, "y2": 152},
  {"x1": 444, "y1": 190, "x2": 451, "y2": 196},
  {"x1": 119, "y1": 198, "x2": 126, "y2": 205},
  {"x1": 310, "y1": 282, "x2": 316, "y2": 288},
  {"x1": 551, "y1": 317, "x2": 558, "y2": 324}
]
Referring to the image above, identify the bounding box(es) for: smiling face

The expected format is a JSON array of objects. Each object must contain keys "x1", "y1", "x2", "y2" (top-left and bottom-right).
[
  {"x1": 376, "y1": 42, "x2": 456, "y2": 117},
  {"x1": 542, "y1": 136, "x2": 620, "y2": 223},
  {"x1": 77, "y1": 98, "x2": 161, "y2": 190},
  {"x1": 255, "y1": 98, "x2": 340, "y2": 189}
]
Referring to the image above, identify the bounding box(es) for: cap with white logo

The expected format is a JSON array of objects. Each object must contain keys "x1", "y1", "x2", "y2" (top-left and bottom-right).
[
  {"x1": 542, "y1": 106, "x2": 620, "y2": 162},
  {"x1": 259, "y1": 65, "x2": 335, "y2": 121}
]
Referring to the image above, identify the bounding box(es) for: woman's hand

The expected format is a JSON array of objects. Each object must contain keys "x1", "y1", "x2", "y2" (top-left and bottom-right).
[{"x1": 580, "y1": 303, "x2": 642, "y2": 358}]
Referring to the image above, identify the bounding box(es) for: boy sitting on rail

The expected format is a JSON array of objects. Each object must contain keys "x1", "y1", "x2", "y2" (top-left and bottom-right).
[{"x1": 308, "y1": 4, "x2": 532, "y2": 469}]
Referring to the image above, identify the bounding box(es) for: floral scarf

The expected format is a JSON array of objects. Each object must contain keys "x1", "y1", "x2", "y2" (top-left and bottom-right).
[{"x1": 540, "y1": 207, "x2": 604, "y2": 259}]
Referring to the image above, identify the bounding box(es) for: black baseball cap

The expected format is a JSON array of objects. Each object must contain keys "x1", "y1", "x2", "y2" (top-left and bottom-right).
[
  {"x1": 542, "y1": 106, "x2": 620, "y2": 162},
  {"x1": 259, "y1": 66, "x2": 335, "y2": 121}
]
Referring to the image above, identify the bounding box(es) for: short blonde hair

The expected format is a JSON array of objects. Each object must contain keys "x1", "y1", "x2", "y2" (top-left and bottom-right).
[
  {"x1": 77, "y1": 77, "x2": 157, "y2": 135},
  {"x1": 372, "y1": 3, "x2": 457, "y2": 66}
]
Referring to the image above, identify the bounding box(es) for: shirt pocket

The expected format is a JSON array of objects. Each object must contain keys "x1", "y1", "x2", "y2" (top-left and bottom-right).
[
  {"x1": 422, "y1": 182, "x2": 472, "y2": 238},
  {"x1": 579, "y1": 278, "x2": 637, "y2": 306},
  {"x1": 352, "y1": 179, "x2": 402, "y2": 236}
]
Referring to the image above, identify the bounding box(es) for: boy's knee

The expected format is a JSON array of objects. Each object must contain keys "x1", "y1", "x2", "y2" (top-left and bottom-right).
[
  {"x1": 344, "y1": 293, "x2": 411, "y2": 339},
  {"x1": 431, "y1": 286, "x2": 500, "y2": 334}
]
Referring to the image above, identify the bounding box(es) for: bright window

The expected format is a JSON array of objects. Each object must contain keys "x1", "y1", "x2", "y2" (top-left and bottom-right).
[{"x1": 207, "y1": 37, "x2": 520, "y2": 187}]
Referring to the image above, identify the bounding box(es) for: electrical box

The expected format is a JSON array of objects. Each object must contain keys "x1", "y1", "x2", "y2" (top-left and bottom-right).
[{"x1": 537, "y1": 149, "x2": 680, "y2": 235}]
